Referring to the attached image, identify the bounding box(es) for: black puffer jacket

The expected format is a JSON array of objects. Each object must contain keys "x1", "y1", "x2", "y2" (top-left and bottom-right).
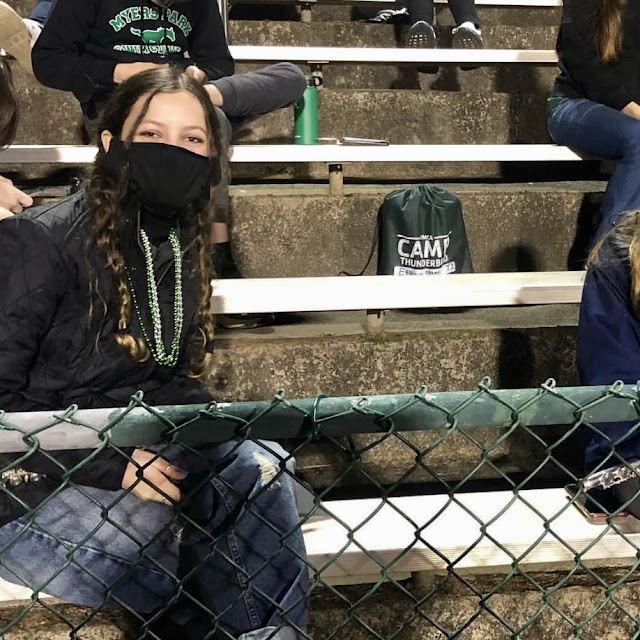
[{"x1": 0, "y1": 190, "x2": 213, "y2": 525}]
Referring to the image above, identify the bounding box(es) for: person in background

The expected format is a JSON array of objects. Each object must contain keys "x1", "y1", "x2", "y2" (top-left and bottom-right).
[
  {"x1": 405, "y1": 0, "x2": 482, "y2": 51},
  {"x1": 547, "y1": 0, "x2": 640, "y2": 240},
  {"x1": 577, "y1": 210, "x2": 640, "y2": 519},
  {"x1": 0, "y1": 67, "x2": 308, "y2": 640}
]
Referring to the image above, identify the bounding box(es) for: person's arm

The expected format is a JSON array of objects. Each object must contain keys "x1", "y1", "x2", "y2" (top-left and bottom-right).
[
  {"x1": 31, "y1": 0, "x2": 116, "y2": 103},
  {"x1": 0, "y1": 216, "x2": 135, "y2": 491},
  {"x1": 186, "y1": 0, "x2": 234, "y2": 82},
  {"x1": 558, "y1": 0, "x2": 638, "y2": 111}
]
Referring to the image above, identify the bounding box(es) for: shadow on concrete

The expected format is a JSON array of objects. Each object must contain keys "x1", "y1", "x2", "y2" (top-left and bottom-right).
[{"x1": 567, "y1": 192, "x2": 603, "y2": 271}]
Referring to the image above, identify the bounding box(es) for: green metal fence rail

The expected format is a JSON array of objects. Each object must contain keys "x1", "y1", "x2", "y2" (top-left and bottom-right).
[{"x1": 1, "y1": 379, "x2": 640, "y2": 639}]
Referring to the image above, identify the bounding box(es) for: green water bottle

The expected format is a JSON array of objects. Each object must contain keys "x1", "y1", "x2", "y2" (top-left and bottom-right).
[{"x1": 294, "y1": 76, "x2": 319, "y2": 145}]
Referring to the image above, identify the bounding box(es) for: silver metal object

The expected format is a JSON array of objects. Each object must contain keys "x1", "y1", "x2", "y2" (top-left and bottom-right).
[
  {"x1": 583, "y1": 459, "x2": 640, "y2": 491},
  {"x1": 1, "y1": 468, "x2": 45, "y2": 487}
]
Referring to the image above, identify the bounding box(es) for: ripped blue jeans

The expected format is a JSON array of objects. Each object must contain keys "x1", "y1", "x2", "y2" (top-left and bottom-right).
[{"x1": 0, "y1": 440, "x2": 309, "y2": 639}]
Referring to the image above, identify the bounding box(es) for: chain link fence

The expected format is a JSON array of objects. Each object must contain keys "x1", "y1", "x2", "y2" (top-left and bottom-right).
[{"x1": 1, "y1": 379, "x2": 640, "y2": 639}]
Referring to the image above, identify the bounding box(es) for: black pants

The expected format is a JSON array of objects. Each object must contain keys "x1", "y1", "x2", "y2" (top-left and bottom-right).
[{"x1": 406, "y1": 0, "x2": 479, "y2": 27}]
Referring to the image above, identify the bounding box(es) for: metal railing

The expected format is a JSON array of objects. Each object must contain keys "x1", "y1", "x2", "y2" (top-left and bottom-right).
[{"x1": 1, "y1": 379, "x2": 640, "y2": 639}]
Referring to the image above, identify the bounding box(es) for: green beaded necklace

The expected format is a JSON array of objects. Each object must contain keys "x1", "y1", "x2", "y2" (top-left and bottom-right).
[{"x1": 126, "y1": 228, "x2": 184, "y2": 367}]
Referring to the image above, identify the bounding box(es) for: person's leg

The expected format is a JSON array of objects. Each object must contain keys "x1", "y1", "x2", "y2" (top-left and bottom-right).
[
  {"x1": 548, "y1": 98, "x2": 640, "y2": 237},
  {"x1": 449, "y1": 0, "x2": 482, "y2": 55},
  {"x1": 208, "y1": 63, "x2": 306, "y2": 121},
  {"x1": 28, "y1": 0, "x2": 54, "y2": 25},
  {"x1": 447, "y1": 0, "x2": 479, "y2": 27},
  {"x1": 0, "y1": 485, "x2": 179, "y2": 612},
  {"x1": 406, "y1": 0, "x2": 434, "y2": 24},
  {"x1": 405, "y1": 0, "x2": 437, "y2": 49},
  {"x1": 170, "y1": 440, "x2": 309, "y2": 640}
]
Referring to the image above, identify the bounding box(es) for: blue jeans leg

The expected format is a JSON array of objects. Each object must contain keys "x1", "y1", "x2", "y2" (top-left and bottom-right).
[
  {"x1": 172, "y1": 439, "x2": 309, "y2": 639},
  {"x1": 28, "y1": 0, "x2": 54, "y2": 25},
  {"x1": 0, "y1": 440, "x2": 308, "y2": 639},
  {"x1": 547, "y1": 98, "x2": 640, "y2": 237},
  {"x1": 0, "y1": 485, "x2": 179, "y2": 612}
]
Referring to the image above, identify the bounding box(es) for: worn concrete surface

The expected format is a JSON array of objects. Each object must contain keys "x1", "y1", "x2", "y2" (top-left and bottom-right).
[
  {"x1": 15, "y1": 182, "x2": 606, "y2": 276},
  {"x1": 227, "y1": 182, "x2": 605, "y2": 277},
  {"x1": 10, "y1": 75, "x2": 552, "y2": 145},
  {"x1": 3, "y1": 568, "x2": 640, "y2": 639},
  {"x1": 207, "y1": 305, "x2": 580, "y2": 487}
]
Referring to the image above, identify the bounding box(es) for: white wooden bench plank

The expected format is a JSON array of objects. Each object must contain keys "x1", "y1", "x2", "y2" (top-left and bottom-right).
[
  {"x1": 1, "y1": 487, "x2": 630, "y2": 601},
  {"x1": 229, "y1": 45, "x2": 557, "y2": 64},
  {"x1": 306, "y1": 489, "x2": 640, "y2": 579},
  {"x1": 210, "y1": 272, "x2": 585, "y2": 314},
  {"x1": 0, "y1": 144, "x2": 584, "y2": 165}
]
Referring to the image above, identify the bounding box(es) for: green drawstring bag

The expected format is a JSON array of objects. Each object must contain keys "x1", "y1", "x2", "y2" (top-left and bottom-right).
[{"x1": 377, "y1": 185, "x2": 473, "y2": 276}]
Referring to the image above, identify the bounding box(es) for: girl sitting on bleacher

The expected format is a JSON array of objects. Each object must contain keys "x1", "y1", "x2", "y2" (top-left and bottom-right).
[
  {"x1": 0, "y1": 58, "x2": 32, "y2": 216},
  {"x1": 0, "y1": 66, "x2": 308, "y2": 640},
  {"x1": 547, "y1": 0, "x2": 640, "y2": 240}
]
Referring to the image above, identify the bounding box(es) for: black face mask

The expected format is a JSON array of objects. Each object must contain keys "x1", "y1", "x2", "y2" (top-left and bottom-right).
[{"x1": 104, "y1": 137, "x2": 219, "y2": 218}]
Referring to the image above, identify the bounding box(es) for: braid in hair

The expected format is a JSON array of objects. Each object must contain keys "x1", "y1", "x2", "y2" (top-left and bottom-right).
[
  {"x1": 597, "y1": 0, "x2": 627, "y2": 63},
  {"x1": 87, "y1": 156, "x2": 150, "y2": 362},
  {"x1": 187, "y1": 197, "x2": 215, "y2": 378}
]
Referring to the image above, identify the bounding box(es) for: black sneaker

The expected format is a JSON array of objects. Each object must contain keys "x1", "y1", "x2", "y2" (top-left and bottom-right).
[
  {"x1": 406, "y1": 20, "x2": 437, "y2": 49},
  {"x1": 451, "y1": 23, "x2": 483, "y2": 70},
  {"x1": 363, "y1": 8, "x2": 410, "y2": 24},
  {"x1": 216, "y1": 313, "x2": 276, "y2": 330}
]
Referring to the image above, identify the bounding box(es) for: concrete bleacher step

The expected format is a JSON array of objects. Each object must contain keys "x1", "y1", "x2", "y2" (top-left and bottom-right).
[
  {"x1": 302, "y1": 3, "x2": 561, "y2": 26},
  {"x1": 23, "y1": 182, "x2": 603, "y2": 276},
  {"x1": 226, "y1": 182, "x2": 603, "y2": 277},
  {"x1": 6, "y1": 486, "x2": 639, "y2": 639},
  {"x1": 210, "y1": 304, "x2": 580, "y2": 487},
  {"x1": 231, "y1": 22, "x2": 558, "y2": 91}
]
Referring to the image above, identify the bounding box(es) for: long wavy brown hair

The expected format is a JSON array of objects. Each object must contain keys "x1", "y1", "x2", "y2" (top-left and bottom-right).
[
  {"x1": 596, "y1": 0, "x2": 627, "y2": 63},
  {"x1": 87, "y1": 67, "x2": 222, "y2": 378},
  {"x1": 0, "y1": 59, "x2": 18, "y2": 147}
]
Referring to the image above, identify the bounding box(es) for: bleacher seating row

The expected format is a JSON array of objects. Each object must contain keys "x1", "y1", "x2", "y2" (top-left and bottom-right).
[
  {"x1": 0, "y1": 486, "x2": 635, "y2": 603},
  {"x1": 0, "y1": 0, "x2": 599, "y2": 617}
]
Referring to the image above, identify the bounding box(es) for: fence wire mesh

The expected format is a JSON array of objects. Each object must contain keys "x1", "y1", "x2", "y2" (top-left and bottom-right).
[{"x1": 1, "y1": 379, "x2": 640, "y2": 639}]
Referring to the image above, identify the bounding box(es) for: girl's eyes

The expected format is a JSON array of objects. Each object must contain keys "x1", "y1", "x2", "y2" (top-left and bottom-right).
[
  {"x1": 138, "y1": 130, "x2": 160, "y2": 139},
  {"x1": 186, "y1": 136, "x2": 205, "y2": 144}
]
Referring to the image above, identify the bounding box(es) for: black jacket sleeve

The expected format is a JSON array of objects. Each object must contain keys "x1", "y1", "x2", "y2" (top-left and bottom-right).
[
  {"x1": 187, "y1": 0, "x2": 234, "y2": 81},
  {"x1": 557, "y1": 0, "x2": 639, "y2": 111},
  {"x1": 31, "y1": 0, "x2": 117, "y2": 104},
  {"x1": 0, "y1": 215, "x2": 129, "y2": 490},
  {"x1": 0, "y1": 215, "x2": 67, "y2": 411}
]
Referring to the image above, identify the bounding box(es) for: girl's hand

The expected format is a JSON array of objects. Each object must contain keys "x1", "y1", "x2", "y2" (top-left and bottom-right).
[
  {"x1": 186, "y1": 65, "x2": 208, "y2": 84},
  {"x1": 0, "y1": 176, "x2": 33, "y2": 213},
  {"x1": 622, "y1": 101, "x2": 640, "y2": 120},
  {"x1": 121, "y1": 449, "x2": 187, "y2": 505}
]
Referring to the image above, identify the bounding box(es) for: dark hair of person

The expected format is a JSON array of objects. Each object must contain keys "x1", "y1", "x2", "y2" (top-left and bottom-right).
[
  {"x1": 87, "y1": 67, "x2": 222, "y2": 378},
  {"x1": 596, "y1": 0, "x2": 627, "y2": 63},
  {"x1": 0, "y1": 59, "x2": 18, "y2": 148}
]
